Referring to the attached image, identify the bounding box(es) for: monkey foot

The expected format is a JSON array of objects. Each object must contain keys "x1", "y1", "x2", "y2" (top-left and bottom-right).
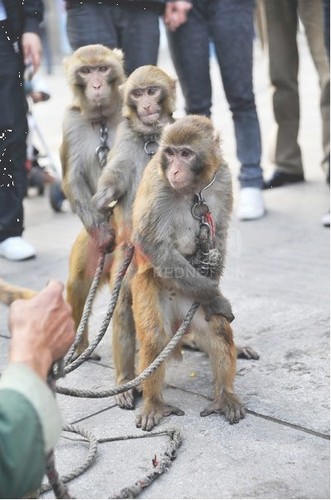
[
  {"x1": 200, "y1": 392, "x2": 246, "y2": 424},
  {"x1": 116, "y1": 388, "x2": 136, "y2": 410},
  {"x1": 136, "y1": 402, "x2": 185, "y2": 431},
  {"x1": 88, "y1": 352, "x2": 102, "y2": 361},
  {"x1": 71, "y1": 348, "x2": 101, "y2": 362},
  {"x1": 236, "y1": 345, "x2": 260, "y2": 360}
]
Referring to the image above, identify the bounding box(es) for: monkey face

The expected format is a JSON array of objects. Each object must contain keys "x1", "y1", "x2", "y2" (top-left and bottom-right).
[
  {"x1": 161, "y1": 146, "x2": 200, "y2": 191},
  {"x1": 129, "y1": 86, "x2": 163, "y2": 125},
  {"x1": 75, "y1": 65, "x2": 116, "y2": 106},
  {"x1": 65, "y1": 46, "x2": 125, "y2": 119}
]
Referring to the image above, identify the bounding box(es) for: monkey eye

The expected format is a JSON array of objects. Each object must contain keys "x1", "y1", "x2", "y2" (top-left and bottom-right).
[
  {"x1": 181, "y1": 149, "x2": 192, "y2": 158},
  {"x1": 98, "y1": 66, "x2": 109, "y2": 72},
  {"x1": 165, "y1": 147, "x2": 174, "y2": 156},
  {"x1": 131, "y1": 89, "x2": 143, "y2": 98},
  {"x1": 80, "y1": 67, "x2": 91, "y2": 74},
  {"x1": 147, "y1": 87, "x2": 158, "y2": 96}
]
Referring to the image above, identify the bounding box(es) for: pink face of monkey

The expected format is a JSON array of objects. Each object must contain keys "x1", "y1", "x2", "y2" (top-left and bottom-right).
[
  {"x1": 161, "y1": 146, "x2": 201, "y2": 191},
  {"x1": 76, "y1": 65, "x2": 115, "y2": 106},
  {"x1": 128, "y1": 86, "x2": 163, "y2": 125}
]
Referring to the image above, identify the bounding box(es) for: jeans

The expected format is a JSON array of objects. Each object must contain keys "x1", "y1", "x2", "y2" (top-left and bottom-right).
[
  {"x1": 0, "y1": 23, "x2": 28, "y2": 242},
  {"x1": 66, "y1": 3, "x2": 160, "y2": 75},
  {"x1": 167, "y1": 0, "x2": 263, "y2": 188}
]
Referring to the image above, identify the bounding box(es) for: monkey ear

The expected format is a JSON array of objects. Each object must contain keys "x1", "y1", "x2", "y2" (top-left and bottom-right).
[
  {"x1": 170, "y1": 78, "x2": 177, "y2": 93},
  {"x1": 212, "y1": 129, "x2": 221, "y2": 148},
  {"x1": 63, "y1": 55, "x2": 70, "y2": 72},
  {"x1": 119, "y1": 83, "x2": 126, "y2": 99},
  {"x1": 112, "y1": 48, "x2": 124, "y2": 62}
]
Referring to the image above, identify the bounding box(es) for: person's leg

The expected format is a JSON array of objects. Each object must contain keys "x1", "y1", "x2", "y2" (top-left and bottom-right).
[
  {"x1": 116, "y1": 6, "x2": 160, "y2": 75},
  {"x1": 264, "y1": 0, "x2": 304, "y2": 184},
  {"x1": 298, "y1": 0, "x2": 330, "y2": 175},
  {"x1": 0, "y1": 24, "x2": 35, "y2": 260},
  {"x1": 210, "y1": 0, "x2": 263, "y2": 189},
  {"x1": 209, "y1": 0, "x2": 264, "y2": 219},
  {"x1": 66, "y1": 3, "x2": 118, "y2": 50},
  {"x1": 166, "y1": 2, "x2": 212, "y2": 116}
]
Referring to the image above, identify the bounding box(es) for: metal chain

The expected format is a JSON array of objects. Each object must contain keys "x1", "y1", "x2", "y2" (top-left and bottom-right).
[{"x1": 95, "y1": 123, "x2": 110, "y2": 168}]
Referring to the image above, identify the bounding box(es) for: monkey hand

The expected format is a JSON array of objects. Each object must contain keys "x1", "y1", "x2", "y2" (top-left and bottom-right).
[
  {"x1": 89, "y1": 222, "x2": 116, "y2": 253},
  {"x1": 204, "y1": 294, "x2": 234, "y2": 323},
  {"x1": 92, "y1": 187, "x2": 117, "y2": 215}
]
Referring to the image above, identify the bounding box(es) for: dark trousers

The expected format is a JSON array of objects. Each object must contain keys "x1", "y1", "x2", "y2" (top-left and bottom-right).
[
  {"x1": 167, "y1": 0, "x2": 262, "y2": 188},
  {"x1": 264, "y1": 0, "x2": 330, "y2": 174},
  {"x1": 66, "y1": 3, "x2": 160, "y2": 76},
  {"x1": 0, "y1": 23, "x2": 28, "y2": 243}
]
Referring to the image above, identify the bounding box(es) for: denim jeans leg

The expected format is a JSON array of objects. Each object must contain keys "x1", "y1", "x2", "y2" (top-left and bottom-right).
[
  {"x1": 209, "y1": 0, "x2": 263, "y2": 188},
  {"x1": 66, "y1": 4, "x2": 118, "y2": 50},
  {"x1": 166, "y1": 3, "x2": 212, "y2": 116},
  {"x1": 120, "y1": 9, "x2": 160, "y2": 75}
]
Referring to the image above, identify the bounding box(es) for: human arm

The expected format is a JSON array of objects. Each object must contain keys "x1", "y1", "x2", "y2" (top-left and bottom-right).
[
  {"x1": 22, "y1": 0, "x2": 44, "y2": 73},
  {"x1": 0, "y1": 281, "x2": 75, "y2": 498}
]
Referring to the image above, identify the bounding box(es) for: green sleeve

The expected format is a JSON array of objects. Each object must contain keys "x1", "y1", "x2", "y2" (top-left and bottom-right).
[
  {"x1": 0, "y1": 389, "x2": 45, "y2": 498},
  {"x1": 0, "y1": 363, "x2": 63, "y2": 498}
]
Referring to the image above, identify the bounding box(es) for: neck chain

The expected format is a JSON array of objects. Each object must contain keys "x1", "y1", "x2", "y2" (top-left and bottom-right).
[
  {"x1": 95, "y1": 122, "x2": 109, "y2": 168},
  {"x1": 191, "y1": 173, "x2": 217, "y2": 233},
  {"x1": 143, "y1": 134, "x2": 159, "y2": 156},
  {"x1": 188, "y1": 173, "x2": 218, "y2": 277}
]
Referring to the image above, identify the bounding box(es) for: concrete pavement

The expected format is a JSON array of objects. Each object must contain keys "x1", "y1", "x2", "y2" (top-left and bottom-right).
[{"x1": 0, "y1": 31, "x2": 329, "y2": 499}]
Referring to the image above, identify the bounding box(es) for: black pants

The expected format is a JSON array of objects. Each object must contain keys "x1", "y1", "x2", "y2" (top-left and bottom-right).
[{"x1": 0, "y1": 22, "x2": 28, "y2": 242}]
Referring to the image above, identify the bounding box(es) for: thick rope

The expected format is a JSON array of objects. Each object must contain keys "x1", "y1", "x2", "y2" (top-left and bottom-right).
[
  {"x1": 56, "y1": 301, "x2": 200, "y2": 398},
  {"x1": 61, "y1": 245, "x2": 135, "y2": 376},
  {"x1": 111, "y1": 428, "x2": 182, "y2": 499},
  {"x1": 40, "y1": 424, "x2": 99, "y2": 496},
  {"x1": 40, "y1": 428, "x2": 181, "y2": 499},
  {"x1": 47, "y1": 245, "x2": 198, "y2": 498},
  {"x1": 65, "y1": 251, "x2": 107, "y2": 365}
]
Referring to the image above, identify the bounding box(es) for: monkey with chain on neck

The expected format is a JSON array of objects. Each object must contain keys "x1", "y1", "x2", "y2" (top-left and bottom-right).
[
  {"x1": 131, "y1": 115, "x2": 245, "y2": 431},
  {"x1": 88, "y1": 65, "x2": 178, "y2": 408}
]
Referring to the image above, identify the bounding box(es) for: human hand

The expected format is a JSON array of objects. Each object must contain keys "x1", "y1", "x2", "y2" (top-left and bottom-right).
[
  {"x1": 8, "y1": 281, "x2": 75, "y2": 380},
  {"x1": 22, "y1": 32, "x2": 42, "y2": 74},
  {"x1": 164, "y1": 1, "x2": 193, "y2": 31}
]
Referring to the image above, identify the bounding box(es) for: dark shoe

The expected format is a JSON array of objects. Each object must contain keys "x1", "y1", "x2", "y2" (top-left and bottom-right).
[{"x1": 263, "y1": 171, "x2": 304, "y2": 190}]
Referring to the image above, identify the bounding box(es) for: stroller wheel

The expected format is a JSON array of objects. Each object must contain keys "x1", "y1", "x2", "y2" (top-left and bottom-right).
[{"x1": 49, "y1": 180, "x2": 66, "y2": 212}]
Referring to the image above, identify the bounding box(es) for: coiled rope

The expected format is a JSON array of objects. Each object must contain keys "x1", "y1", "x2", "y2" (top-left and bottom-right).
[{"x1": 43, "y1": 245, "x2": 199, "y2": 498}]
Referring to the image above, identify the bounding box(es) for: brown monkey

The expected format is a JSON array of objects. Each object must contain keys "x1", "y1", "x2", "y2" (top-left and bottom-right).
[
  {"x1": 131, "y1": 115, "x2": 245, "y2": 431},
  {"x1": 88, "y1": 65, "x2": 177, "y2": 407},
  {"x1": 56, "y1": 45, "x2": 125, "y2": 357},
  {"x1": 0, "y1": 278, "x2": 36, "y2": 305},
  {"x1": 61, "y1": 44, "x2": 126, "y2": 251}
]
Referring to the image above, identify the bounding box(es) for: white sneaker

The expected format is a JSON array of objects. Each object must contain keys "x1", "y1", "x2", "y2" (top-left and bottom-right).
[
  {"x1": 322, "y1": 211, "x2": 330, "y2": 227},
  {"x1": 237, "y1": 187, "x2": 265, "y2": 221},
  {"x1": 0, "y1": 237, "x2": 36, "y2": 261}
]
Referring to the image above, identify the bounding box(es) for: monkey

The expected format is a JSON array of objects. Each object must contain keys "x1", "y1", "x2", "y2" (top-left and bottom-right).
[
  {"x1": 60, "y1": 44, "x2": 126, "y2": 252},
  {"x1": 86, "y1": 65, "x2": 178, "y2": 408},
  {"x1": 50, "y1": 44, "x2": 126, "y2": 357},
  {"x1": 130, "y1": 115, "x2": 245, "y2": 431},
  {"x1": 0, "y1": 278, "x2": 36, "y2": 305}
]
